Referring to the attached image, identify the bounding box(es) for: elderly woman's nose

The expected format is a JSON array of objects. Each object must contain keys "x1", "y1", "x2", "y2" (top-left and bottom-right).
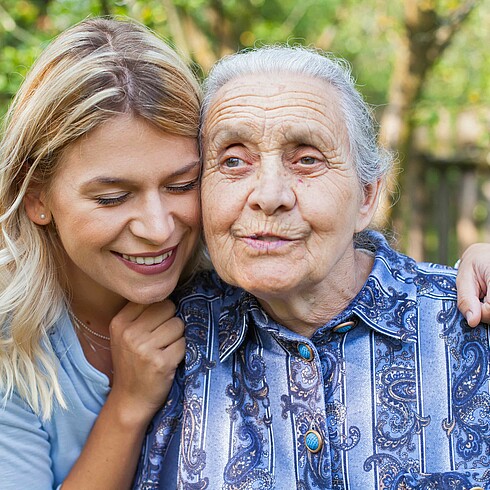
[{"x1": 247, "y1": 161, "x2": 296, "y2": 214}]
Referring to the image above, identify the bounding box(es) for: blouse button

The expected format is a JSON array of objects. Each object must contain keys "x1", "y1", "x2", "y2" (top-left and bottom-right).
[
  {"x1": 297, "y1": 342, "x2": 314, "y2": 361},
  {"x1": 332, "y1": 320, "x2": 356, "y2": 334},
  {"x1": 305, "y1": 430, "x2": 323, "y2": 453}
]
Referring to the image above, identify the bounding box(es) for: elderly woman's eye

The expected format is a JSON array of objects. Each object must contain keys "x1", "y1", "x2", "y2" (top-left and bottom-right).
[
  {"x1": 223, "y1": 157, "x2": 244, "y2": 168},
  {"x1": 299, "y1": 156, "x2": 318, "y2": 165}
]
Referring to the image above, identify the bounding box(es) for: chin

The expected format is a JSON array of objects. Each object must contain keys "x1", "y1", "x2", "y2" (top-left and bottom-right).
[
  {"x1": 126, "y1": 284, "x2": 177, "y2": 305},
  {"x1": 239, "y1": 276, "x2": 298, "y2": 298}
]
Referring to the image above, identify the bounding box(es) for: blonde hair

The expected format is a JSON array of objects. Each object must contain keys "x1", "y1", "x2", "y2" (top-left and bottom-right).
[{"x1": 0, "y1": 17, "x2": 202, "y2": 419}]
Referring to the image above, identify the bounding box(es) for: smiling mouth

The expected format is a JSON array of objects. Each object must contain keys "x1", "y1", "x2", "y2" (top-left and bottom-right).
[{"x1": 120, "y1": 249, "x2": 174, "y2": 265}]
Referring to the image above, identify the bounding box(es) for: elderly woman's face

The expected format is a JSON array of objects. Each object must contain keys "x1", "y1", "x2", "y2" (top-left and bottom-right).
[{"x1": 201, "y1": 73, "x2": 378, "y2": 300}]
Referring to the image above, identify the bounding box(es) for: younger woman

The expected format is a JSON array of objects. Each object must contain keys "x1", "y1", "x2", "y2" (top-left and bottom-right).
[{"x1": 0, "y1": 18, "x2": 202, "y2": 489}]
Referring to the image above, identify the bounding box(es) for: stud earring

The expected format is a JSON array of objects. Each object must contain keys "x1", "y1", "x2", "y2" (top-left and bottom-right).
[{"x1": 40, "y1": 213, "x2": 46, "y2": 220}]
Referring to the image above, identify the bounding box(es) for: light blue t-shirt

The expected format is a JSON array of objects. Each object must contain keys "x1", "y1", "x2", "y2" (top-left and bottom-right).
[{"x1": 0, "y1": 310, "x2": 111, "y2": 489}]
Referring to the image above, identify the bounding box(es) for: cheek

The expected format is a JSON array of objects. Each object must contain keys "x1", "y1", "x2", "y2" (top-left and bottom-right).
[
  {"x1": 177, "y1": 193, "x2": 201, "y2": 228},
  {"x1": 202, "y1": 174, "x2": 249, "y2": 220},
  {"x1": 201, "y1": 179, "x2": 225, "y2": 228},
  {"x1": 57, "y1": 217, "x2": 110, "y2": 250},
  {"x1": 203, "y1": 195, "x2": 240, "y2": 237}
]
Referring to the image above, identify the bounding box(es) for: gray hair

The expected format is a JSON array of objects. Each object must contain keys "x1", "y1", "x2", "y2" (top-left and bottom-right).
[{"x1": 201, "y1": 45, "x2": 392, "y2": 187}]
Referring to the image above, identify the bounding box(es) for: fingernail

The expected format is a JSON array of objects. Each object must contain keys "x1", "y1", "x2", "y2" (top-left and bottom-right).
[{"x1": 465, "y1": 310, "x2": 473, "y2": 322}]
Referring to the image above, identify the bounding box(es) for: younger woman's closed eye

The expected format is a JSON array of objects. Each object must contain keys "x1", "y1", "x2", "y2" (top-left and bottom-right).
[
  {"x1": 95, "y1": 193, "x2": 130, "y2": 206},
  {"x1": 166, "y1": 179, "x2": 199, "y2": 193}
]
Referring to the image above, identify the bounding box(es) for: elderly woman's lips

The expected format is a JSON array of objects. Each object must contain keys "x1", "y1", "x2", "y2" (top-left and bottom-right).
[
  {"x1": 241, "y1": 234, "x2": 294, "y2": 251},
  {"x1": 249, "y1": 234, "x2": 286, "y2": 241}
]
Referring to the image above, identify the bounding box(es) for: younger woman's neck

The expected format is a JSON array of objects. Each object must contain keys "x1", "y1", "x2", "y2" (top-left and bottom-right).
[{"x1": 69, "y1": 292, "x2": 127, "y2": 332}]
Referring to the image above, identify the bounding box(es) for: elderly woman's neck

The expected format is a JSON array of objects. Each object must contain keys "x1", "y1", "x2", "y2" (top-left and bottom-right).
[{"x1": 257, "y1": 250, "x2": 374, "y2": 338}]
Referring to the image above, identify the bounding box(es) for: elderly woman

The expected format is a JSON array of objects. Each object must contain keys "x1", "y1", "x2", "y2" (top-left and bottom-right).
[{"x1": 135, "y1": 46, "x2": 490, "y2": 490}]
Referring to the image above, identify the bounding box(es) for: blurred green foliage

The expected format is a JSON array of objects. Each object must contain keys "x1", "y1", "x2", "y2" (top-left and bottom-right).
[{"x1": 2, "y1": 0, "x2": 489, "y2": 117}]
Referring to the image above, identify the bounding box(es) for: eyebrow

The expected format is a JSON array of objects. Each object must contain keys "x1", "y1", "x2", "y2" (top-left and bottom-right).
[{"x1": 82, "y1": 160, "x2": 200, "y2": 187}]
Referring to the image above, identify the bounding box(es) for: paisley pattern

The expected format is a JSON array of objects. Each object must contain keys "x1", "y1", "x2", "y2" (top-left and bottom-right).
[
  {"x1": 375, "y1": 340, "x2": 431, "y2": 457},
  {"x1": 133, "y1": 365, "x2": 184, "y2": 489},
  {"x1": 281, "y1": 350, "x2": 334, "y2": 489},
  {"x1": 223, "y1": 331, "x2": 274, "y2": 490},
  {"x1": 134, "y1": 233, "x2": 490, "y2": 489},
  {"x1": 445, "y1": 335, "x2": 490, "y2": 471}
]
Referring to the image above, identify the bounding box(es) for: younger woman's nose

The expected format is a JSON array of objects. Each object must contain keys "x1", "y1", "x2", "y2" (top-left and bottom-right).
[{"x1": 129, "y1": 194, "x2": 175, "y2": 245}]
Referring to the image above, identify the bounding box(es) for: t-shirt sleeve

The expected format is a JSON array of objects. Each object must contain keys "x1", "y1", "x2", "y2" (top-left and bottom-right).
[{"x1": 0, "y1": 391, "x2": 54, "y2": 489}]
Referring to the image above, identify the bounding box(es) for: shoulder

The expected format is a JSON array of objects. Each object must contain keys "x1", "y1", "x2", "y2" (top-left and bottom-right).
[
  {"x1": 413, "y1": 261, "x2": 457, "y2": 301},
  {"x1": 367, "y1": 231, "x2": 457, "y2": 301}
]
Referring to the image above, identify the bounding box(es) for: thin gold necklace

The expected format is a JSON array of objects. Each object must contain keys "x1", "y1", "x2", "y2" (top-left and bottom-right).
[
  {"x1": 71, "y1": 312, "x2": 111, "y2": 342},
  {"x1": 71, "y1": 314, "x2": 113, "y2": 375}
]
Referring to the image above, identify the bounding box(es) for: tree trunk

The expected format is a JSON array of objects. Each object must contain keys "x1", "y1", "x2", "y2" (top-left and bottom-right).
[
  {"x1": 457, "y1": 168, "x2": 478, "y2": 253},
  {"x1": 379, "y1": 0, "x2": 478, "y2": 260}
]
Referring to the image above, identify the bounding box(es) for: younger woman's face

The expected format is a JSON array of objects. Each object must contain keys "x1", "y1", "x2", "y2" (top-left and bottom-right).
[{"x1": 30, "y1": 115, "x2": 200, "y2": 309}]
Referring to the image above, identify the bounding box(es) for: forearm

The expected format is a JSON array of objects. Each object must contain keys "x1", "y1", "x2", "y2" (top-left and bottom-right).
[{"x1": 61, "y1": 393, "x2": 151, "y2": 490}]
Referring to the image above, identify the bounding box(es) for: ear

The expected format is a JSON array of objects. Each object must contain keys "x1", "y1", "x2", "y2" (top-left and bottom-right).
[
  {"x1": 24, "y1": 187, "x2": 52, "y2": 225},
  {"x1": 354, "y1": 179, "x2": 383, "y2": 233}
]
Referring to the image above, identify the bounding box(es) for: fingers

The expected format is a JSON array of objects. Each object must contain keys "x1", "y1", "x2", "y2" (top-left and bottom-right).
[
  {"x1": 457, "y1": 270, "x2": 483, "y2": 327},
  {"x1": 481, "y1": 296, "x2": 490, "y2": 325},
  {"x1": 130, "y1": 316, "x2": 184, "y2": 356},
  {"x1": 456, "y1": 243, "x2": 490, "y2": 327},
  {"x1": 110, "y1": 300, "x2": 177, "y2": 339},
  {"x1": 154, "y1": 336, "x2": 186, "y2": 374},
  {"x1": 148, "y1": 317, "x2": 184, "y2": 348},
  {"x1": 110, "y1": 301, "x2": 184, "y2": 361},
  {"x1": 107, "y1": 301, "x2": 185, "y2": 419}
]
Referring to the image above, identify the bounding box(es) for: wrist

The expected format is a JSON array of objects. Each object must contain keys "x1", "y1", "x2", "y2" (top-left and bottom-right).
[{"x1": 103, "y1": 390, "x2": 156, "y2": 430}]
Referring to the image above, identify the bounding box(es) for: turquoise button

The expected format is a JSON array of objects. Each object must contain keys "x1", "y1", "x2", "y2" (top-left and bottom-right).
[
  {"x1": 332, "y1": 320, "x2": 356, "y2": 334},
  {"x1": 297, "y1": 343, "x2": 314, "y2": 361},
  {"x1": 305, "y1": 430, "x2": 322, "y2": 453}
]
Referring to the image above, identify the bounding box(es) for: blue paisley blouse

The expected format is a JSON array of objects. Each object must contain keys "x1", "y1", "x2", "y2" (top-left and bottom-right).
[{"x1": 134, "y1": 232, "x2": 490, "y2": 490}]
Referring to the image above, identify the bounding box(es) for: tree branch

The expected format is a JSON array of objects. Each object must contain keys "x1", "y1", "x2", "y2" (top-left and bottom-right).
[{"x1": 430, "y1": 0, "x2": 479, "y2": 61}]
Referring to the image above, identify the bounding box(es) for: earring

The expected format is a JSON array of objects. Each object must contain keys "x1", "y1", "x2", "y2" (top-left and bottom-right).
[{"x1": 40, "y1": 213, "x2": 46, "y2": 220}]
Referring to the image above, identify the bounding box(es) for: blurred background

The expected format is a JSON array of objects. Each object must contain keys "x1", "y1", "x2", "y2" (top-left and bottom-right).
[{"x1": 1, "y1": 0, "x2": 489, "y2": 264}]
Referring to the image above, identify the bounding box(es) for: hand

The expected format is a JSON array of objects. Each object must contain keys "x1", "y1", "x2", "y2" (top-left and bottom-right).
[
  {"x1": 456, "y1": 243, "x2": 490, "y2": 327},
  {"x1": 108, "y1": 300, "x2": 185, "y2": 423}
]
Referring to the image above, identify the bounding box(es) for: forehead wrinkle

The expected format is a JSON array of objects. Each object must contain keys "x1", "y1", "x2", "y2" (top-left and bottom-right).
[
  {"x1": 215, "y1": 73, "x2": 339, "y2": 110},
  {"x1": 207, "y1": 103, "x2": 339, "y2": 146},
  {"x1": 205, "y1": 102, "x2": 268, "y2": 144},
  {"x1": 206, "y1": 114, "x2": 265, "y2": 147},
  {"x1": 206, "y1": 82, "x2": 329, "y2": 123},
  {"x1": 205, "y1": 75, "x2": 348, "y2": 152},
  {"x1": 258, "y1": 118, "x2": 349, "y2": 163}
]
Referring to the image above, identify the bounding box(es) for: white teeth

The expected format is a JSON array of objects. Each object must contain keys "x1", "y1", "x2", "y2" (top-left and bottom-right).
[{"x1": 122, "y1": 250, "x2": 172, "y2": 265}]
